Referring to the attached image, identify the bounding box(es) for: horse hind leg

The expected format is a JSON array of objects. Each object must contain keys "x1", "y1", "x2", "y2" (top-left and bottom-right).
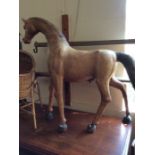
[
  {"x1": 86, "y1": 79, "x2": 111, "y2": 133},
  {"x1": 110, "y1": 77, "x2": 132, "y2": 124}
]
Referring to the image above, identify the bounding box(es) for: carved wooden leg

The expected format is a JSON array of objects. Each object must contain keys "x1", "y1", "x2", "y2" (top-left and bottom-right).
[
  {"x1": 46, "y1": 81, "x2": 55, "y2": 120},
  {"x1": 110, "y1": 77, "x2": 132, "y2": 124},
  {"x1": 53, "y1": 75, "x2": 67, "y2": 133},
  {"x1": 86, "y1": 80, "x2": 111, "y2": 133}
]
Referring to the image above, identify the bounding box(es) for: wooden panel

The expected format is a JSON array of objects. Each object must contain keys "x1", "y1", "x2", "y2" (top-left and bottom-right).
[
  {"x1": 62, "y1": 14, "x2": 69, "y2": 41},
  {"x1": 61, "y1": 14, "x2": 71, "y2": 106},
  {"x1": 69, "y1": 39, "x2": 135, "y2": 46},
  {"x1": 20, "y1": 105, "x2": 132, "y2": 155}
]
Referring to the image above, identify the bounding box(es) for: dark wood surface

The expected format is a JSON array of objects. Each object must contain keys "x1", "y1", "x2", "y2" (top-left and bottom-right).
[
  {"x1": 20, "y1": 106, "x2": 132, "y2": 155},
  {"x1": 61, "y1": 14, "x2": 71, "y2": 106},
  {"x1": 61, "y1": 14, "x2": 69, "y2": 41}
]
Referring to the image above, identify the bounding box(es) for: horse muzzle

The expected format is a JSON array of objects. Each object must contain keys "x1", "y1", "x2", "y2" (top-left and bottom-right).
[{"x1": 22, "y1": 38, "x2": 31, "y2": 44}]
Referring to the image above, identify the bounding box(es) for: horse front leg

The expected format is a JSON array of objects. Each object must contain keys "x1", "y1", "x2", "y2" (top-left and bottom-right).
[
  {"x1": 46, "y1": 80, "x2": 55, "y2": 120},
  {"x1": 53, "y1": 75, "x2": 67, "y2": 133}
]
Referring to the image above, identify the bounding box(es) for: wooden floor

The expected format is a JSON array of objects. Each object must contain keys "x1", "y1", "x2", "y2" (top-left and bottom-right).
[{"x1": 19, "y1": 105, "x2": 132, "y2": 155}]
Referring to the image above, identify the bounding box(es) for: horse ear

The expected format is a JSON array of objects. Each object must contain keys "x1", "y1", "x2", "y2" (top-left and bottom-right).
[{"x1": 22, "y1": 18, "x2": 27, "y2": 23}]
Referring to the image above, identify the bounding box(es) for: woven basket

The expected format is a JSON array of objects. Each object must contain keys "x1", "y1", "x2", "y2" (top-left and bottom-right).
[{"x1": 19, "y1": 51, "x2": 35, "y2": 99}]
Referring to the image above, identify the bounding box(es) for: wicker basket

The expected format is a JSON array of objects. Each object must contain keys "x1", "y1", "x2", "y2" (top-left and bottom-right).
[{"x1": 19, "y1": 51, "x2": 35, "y2": 99}]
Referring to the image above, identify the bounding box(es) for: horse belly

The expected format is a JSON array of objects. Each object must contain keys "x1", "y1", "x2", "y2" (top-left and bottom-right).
[
  {"x1": 64, "y1": 75, "x2": 94, "y2": 82},
  {"x1": 63, "y1": 62, "x2": 95, "y2": 82},
  {"x1": 63, "y1": 50, "x2": 97, "y2": 82}
]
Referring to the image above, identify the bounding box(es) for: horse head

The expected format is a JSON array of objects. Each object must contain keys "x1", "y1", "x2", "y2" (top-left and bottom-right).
[{"x1": 22, "y1": 18, "x2": 39, "y2": 44}]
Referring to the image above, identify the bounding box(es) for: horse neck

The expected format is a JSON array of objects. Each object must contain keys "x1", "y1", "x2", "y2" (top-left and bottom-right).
[{"x1": 35, "y1": 21, "x2": 69, "y2": 54}]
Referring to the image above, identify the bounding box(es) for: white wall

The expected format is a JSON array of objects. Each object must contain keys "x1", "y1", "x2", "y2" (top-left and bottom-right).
[
  {"x1": 19, "y1": 0, "x2": 132, "y2": 117},
  {"x1": 66, "y1": 0, "x2": 126, "y2": 41},
  {"x1": 20, "y1": 0, "x2": 127, "y2": 43}
]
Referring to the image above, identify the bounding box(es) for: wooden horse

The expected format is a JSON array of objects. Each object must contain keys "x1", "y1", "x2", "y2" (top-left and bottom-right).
[{"x1": 22, "y1": 17, "x2": 135, "y2": 133}]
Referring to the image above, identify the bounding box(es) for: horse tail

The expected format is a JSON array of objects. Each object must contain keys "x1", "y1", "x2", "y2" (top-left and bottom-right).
[{"x1": 116, "y1": 52, "x2": 135, "y2": 89}]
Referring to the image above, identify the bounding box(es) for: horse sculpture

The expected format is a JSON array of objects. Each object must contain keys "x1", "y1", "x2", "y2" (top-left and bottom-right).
[{"x1": 22, "y1": 17, "x2": 135, "y2": 133}]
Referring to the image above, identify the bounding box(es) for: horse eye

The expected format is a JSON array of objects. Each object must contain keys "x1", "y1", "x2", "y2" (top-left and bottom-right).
[{"x1": 23, "y1": 25, "x2": 26, "y2": 30}]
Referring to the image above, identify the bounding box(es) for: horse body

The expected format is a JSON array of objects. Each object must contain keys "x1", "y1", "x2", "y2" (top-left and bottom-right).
[
  {"x1": 22, "y1": 17, "x2": 134, "y2": 133},
  {"x1": 61, "y1": 48, "x2": 115, "y2": 82}
]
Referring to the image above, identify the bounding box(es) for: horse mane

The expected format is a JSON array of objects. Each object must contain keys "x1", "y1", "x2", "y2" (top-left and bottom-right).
[{"x1": 28, "y1": 17, "x2": 58, "y2": 32}]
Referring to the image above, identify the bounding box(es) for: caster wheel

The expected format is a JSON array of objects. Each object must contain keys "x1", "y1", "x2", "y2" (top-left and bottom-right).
[
  {"x1": 86, "y1": 123, "x2": 96, "y2": 133},
  {"x1": 122, "y1": 115, "x2": 132, "y2": 124},
  {"x1": 57, "y1": 123, "x2": 68, "y2": 133},
  {"x1": 46, "y1": 111, "x2": 54, "y2": 121}
]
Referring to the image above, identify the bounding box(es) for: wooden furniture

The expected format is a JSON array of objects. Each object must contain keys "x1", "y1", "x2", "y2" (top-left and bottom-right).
[
  {"x1": 19, "y1": 51, "x2": 42, "y2": 130},
  {"x1": 20, "y1": 105, "x2": 133, "y2": 155}
]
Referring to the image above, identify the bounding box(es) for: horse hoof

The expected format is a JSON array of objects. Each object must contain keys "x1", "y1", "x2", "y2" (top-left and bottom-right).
[
  {"x1": 57, "y1": 123, "x2": 68, "y2": 133},
  {"x1": 86, "y1": 123, "x2": 96, "y2": 133},
  {"x1": 46, "y1": 111, "x2": 54, "y2": 121},
  {"x1": 122, "y1": 115, "x2": 132, "y2": 124}
]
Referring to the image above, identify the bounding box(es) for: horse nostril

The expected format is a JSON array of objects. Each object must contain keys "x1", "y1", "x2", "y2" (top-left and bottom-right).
[{"x1": 22, "y1": 38, "x2": 30, "y2": 44}]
